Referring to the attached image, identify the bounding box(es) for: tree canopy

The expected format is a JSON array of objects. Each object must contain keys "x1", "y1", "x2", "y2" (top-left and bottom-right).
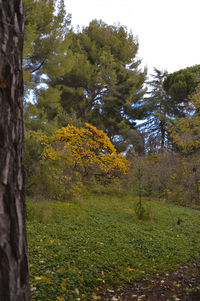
[
  {"x1": 41, "y1": 20, "x2": 146, "y2": 142},
  {"x1": 42, "y1": 123, "x2": 129, "y2": 177},
  {"x1": 168, "y1": 83, "x2": 200, "y2": 154},
  {"x1": 23, "y1": 0, "x2": 72, "y2": 92},
  {"x1": 163, "y1": 64, "x2": 200, "y2": 114}
]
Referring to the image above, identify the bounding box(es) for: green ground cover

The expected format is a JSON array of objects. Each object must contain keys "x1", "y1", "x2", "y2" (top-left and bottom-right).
[{"x1": 27, "y1": 196, "x2": 200, "y2": 300}]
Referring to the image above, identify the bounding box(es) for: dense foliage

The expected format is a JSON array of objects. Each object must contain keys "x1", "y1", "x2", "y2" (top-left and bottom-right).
[
  {"x1": 42, "y1": 123, "x2": 129, "y2": 176},
  {"x1": 25, "y1": 19, "x2": 146, "y2": 151},
  {"x1": 167, "y1": 83, "x2": 200, "y2": 153},
  {"x1": 163, "y1": 64, "x2": 200, "y2": 115},
  {"x1": 49, "y1": 20, "x2": 146, "y2": 138},
  {"x1": 25, "y1": 124, "x2": 128, "y2": 200},
  {"x1": 23, "y1": 0, "x2": 200, "y2": 206},
  {"x1": 24, "y1": 0, "x2": 71, "y2": 92}
]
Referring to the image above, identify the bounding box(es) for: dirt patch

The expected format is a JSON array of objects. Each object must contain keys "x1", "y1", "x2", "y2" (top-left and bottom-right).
[{"x1": 97, "y1": 263, "x2": 200, "y2": 300}]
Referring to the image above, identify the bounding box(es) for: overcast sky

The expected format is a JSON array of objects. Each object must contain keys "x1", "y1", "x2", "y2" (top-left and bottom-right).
[{"x1": 66, "y1": 0, "x2": 200, "y2": 76}]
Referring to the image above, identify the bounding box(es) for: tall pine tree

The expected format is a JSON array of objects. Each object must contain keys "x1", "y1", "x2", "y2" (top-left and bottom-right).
[
  {"x1": 44, "y1": 20, "x2": 146, "y2": 142},
  {"x1": 141, "y1": 68, "x2": 171, "y2": 152},
  {"x1": 0, "y1": 0, "x2": 30, "y2": 299}
]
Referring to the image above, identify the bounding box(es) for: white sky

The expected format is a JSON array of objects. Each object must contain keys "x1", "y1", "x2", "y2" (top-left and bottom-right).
[{"x1": 66, "y1": 0, "x2": 200, "y2": 75}]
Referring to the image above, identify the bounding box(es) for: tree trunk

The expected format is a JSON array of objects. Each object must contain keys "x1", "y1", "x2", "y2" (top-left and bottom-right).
[{"x1": 0, "y1": 1, "x2": 30, "y2": 300}]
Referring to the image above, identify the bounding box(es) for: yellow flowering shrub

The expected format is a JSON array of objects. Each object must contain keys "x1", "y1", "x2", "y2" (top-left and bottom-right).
[{"x1": 41, "y1": 123, "x2": 129, "y2": 177}]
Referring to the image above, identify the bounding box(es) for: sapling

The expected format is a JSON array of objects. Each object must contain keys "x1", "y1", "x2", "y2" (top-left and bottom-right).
[{"x1": 134, "y1": 165, "x2": 148, "y2": 220}]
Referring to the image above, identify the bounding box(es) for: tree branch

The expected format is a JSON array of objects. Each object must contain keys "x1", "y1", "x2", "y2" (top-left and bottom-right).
[{"x1": 31, "y1": 58, "x2": 47, "y2": 73}]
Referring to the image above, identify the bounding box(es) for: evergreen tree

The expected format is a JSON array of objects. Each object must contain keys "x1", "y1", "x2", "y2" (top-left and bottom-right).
[
  {"x1": 0, "y1": 1, "x2": 30, "y2": 299},
  {"x1": 23, "y1": 0, "x2": 73, "y2": 135},
  {"x1": 163, "y1": 64, "x2": 200, "y2": 115},
  {"x1": 23, "y1": 0, "x2": 72, "y2": 92},
  {"x1": 45, "y1": 20, "x2": 146, "y2": 143},
  {"x1": 168, "y1": 83, "x2": 200, "y2": 154},
  {"x1": 141, "y1": 68, "x2": 171, "y2": 152}
]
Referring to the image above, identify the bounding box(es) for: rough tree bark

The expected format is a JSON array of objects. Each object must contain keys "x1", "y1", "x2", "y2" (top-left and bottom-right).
[{"x1": 0, "y1": 1, "x2": 30, "y2": 300}]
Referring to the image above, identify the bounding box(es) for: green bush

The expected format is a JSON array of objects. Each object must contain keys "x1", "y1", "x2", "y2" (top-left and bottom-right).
[{"x1": 127, "y1": 153, "x2": 200, "y2": 207}]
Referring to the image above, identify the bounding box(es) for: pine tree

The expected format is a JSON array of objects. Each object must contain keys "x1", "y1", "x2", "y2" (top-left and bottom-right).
[
  {"x1": 168, "y1": 83, "x2": 200, "y2": 153},
  {"x1": 46, "y1": 20, "x2": 146, "y2": 142},
  {"x1": 141, "y1": 68, "x2": 171, "y2": 152},
  {"x1": 163, "y1": 64, "x2": 200, "y2": 115},
  {"x1": 23, "y1": 0, "x2": 72, "y2": 92},
  {"x1": 0, "y1": 1, "x2": 30, "y2": 299}
]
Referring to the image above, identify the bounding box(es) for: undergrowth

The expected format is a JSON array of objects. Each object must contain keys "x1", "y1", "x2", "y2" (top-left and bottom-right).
[{"x1": 27, "y1": 195, "x2": 200, "y2": 300}]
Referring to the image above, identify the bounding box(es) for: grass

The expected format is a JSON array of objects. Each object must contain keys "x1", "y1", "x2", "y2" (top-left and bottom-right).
[{"x1": 27, "y1": 195, "x2": 200, "y2": 300}]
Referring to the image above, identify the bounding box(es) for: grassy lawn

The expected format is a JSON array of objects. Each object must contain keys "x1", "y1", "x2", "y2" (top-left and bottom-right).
[{"x1": 27, "y1": 196, "x2": 200, "y2": 300}]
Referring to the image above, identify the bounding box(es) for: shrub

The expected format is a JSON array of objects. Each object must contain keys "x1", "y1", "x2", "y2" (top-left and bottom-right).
[{"x1": 25, "y1": 124, "x2": 129, "y2": 201}]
